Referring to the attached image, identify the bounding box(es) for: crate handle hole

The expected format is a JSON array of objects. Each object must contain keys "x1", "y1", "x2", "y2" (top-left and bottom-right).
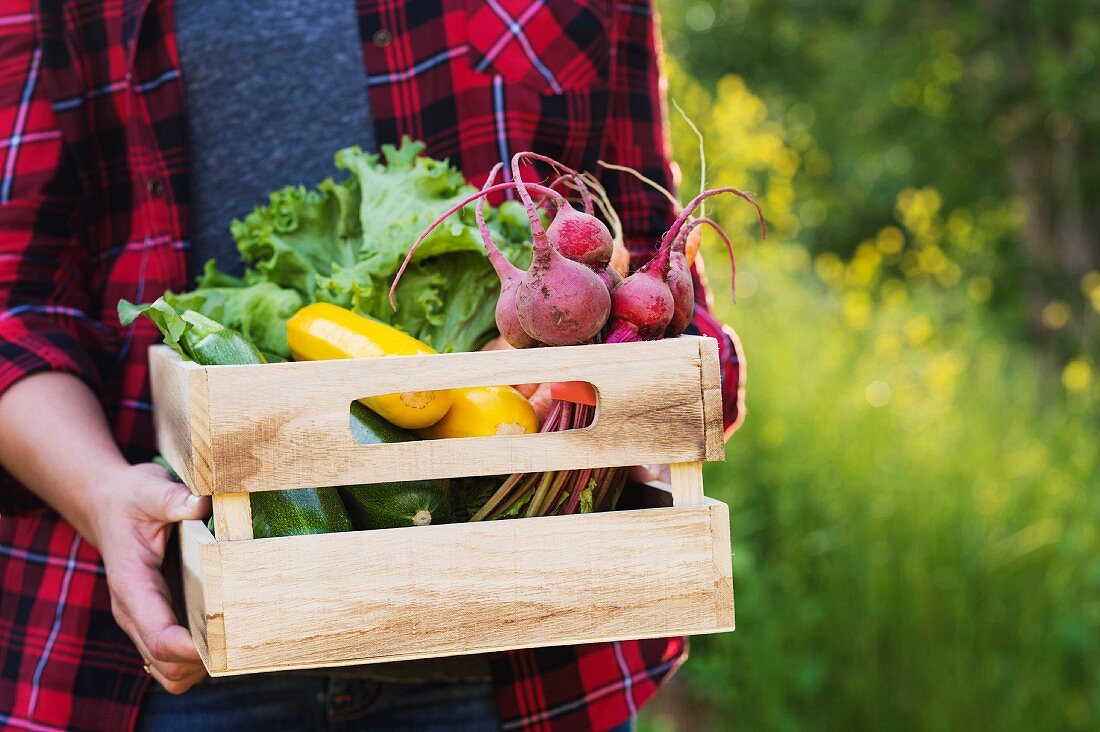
[{"x1": 348, "y1": 381, "x2": 598, "y2": 443}]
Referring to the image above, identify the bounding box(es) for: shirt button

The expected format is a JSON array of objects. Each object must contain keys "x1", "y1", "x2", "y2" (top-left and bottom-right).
[
  {"x1": 147, "y1": 178, "x2": 164, "y2": 196},
  {"x1": 373, "y1": 29, "x2": 392, "y2": 47}
]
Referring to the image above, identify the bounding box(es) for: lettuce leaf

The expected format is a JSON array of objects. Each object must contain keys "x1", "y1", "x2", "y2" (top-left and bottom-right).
[{"x1": 183, "y1": 136, "x2": 531, "y2": 356}]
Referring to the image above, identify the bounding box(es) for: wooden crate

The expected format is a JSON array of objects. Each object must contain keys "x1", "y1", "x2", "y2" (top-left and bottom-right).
[{"x1": 152, "y1": 336, "x2": 734, "y2": 675}]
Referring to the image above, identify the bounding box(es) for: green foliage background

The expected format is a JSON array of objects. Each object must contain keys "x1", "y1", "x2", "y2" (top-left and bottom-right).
[{"x1": 643, "y1": 1, "x2": 1100, "y2": 729}]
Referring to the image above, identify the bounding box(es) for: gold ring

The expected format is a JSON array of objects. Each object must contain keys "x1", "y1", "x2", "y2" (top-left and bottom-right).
[{"x1": 142, "y1": 659, "x2": 152, "y2": 674}]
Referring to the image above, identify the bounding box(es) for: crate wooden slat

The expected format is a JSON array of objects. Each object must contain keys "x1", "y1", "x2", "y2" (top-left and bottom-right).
[
  {"x1": 150, "y1": 336, "x2": 725, "y2": 495},
  {"x1": 180, "y1": 483, "x2": 732, "y2": 675},
  {"x1": 156, "y1": 336, "x2": 735, "y2": 675}
]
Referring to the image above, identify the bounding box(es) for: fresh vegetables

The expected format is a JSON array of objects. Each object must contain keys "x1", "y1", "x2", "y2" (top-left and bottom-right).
[
  {"x1": 473, "y1": 164, "x2": 541, "y2": 349},
  {"x1": 287, "y1": 302, "x2": 452, "y2": 429},
  {"x1": 602, "y1": 188, "x2": 764, "y2": 344},
  {"x1": 391, "y1": 164, "x2": 614, "y2": 347},
  {"x1": 388, "y1": 147, "x2": 765, "y2": 520},
  {"x1": 251, "y1": 489, "x2": 353, "y2": 538},
  {"x1": 119, "y1": 298, "x2": 267, "y2": 366},
  {"x1": 125, "y1": 136, "x2": 762, "y2": 536},
  {"x1": 665, "y1": 216, "x2": 731, "y2": 336},
  {"x1": 513, "y1": 152, "x2": 613, "y2": 273},
  {"x1": 417, "y1": 386, "x2": 537, "y2": 439},
  {"x1": 155, "y1": 138, "x2": 532, "y2": 359}
]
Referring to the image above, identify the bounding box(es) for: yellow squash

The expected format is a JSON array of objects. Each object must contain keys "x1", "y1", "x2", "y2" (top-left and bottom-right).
[
  {"x1": 286, "y1": 303, "x2": 452, "y2": 429},
  {"x1": 417, "y1": 385, "x2": 537, "y2": 440}
]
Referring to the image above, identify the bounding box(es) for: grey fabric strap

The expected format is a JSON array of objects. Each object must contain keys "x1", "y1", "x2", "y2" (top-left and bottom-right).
[{"x1": 176, "y1": 0, "x2": 376, "y2": 283}]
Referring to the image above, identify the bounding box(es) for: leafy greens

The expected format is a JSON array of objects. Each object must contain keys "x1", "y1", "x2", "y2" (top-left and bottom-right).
[{"x1": 154, "y1": 137, "x2": 530, "y2": 355}]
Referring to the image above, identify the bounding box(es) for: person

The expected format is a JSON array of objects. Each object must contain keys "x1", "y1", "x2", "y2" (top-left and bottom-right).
[{"x1": 0, "y1": 1, "x2": 745, "y2": 730}]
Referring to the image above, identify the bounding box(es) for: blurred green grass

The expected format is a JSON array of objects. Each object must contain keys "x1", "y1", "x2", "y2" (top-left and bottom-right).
[
  {"x1": 641, "y1": 245, "x2": 1098, "y2": 730},
  {"x1": 638, "y1": 32, "x2": 1100, "y2": 730}
]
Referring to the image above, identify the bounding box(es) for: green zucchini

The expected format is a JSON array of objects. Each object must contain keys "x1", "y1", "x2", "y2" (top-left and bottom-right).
[
  {"x1": 182, "y1": 323, "x2": 266, "y2": 366},
  {"x1": 250, "y1": 488, "x2": 352, "y2": 538},
  {"x1": 341, "y1": 481, "x2": 452, "y2": 529},
  {"x1": 341, "y1": 402, "x2": 453, "y2": 529}
]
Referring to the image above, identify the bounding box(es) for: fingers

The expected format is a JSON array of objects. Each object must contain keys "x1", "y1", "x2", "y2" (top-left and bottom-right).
[
  {"x1": 629, "y1": 464, "x2": 670, "y2": 485},
  {"x1": 148, "y1": 660, "x2": 207, "y2": 695},
  {"x1": 143, "y1": 621, "x2": 203, "y2": 665},
  {"x1": 108, "y1": 559, "x2": 205, "y2": 687},
  {"x1": 135, "y1": 474, "x2": 209, "y2": 523},
  {"x1": 131, "y1": 461, "x2": 209, "y2": 523}
]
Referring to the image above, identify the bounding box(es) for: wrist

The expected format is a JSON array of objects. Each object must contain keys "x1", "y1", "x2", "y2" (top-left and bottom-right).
[{"x1": 71, "y1": 459, "x2": 132, "y2": 551}]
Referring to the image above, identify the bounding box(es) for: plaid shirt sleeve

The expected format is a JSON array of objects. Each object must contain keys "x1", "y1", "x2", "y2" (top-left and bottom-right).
[
  {"x1": 595, "y1": 1, "x2": 745, "y2": 435},
  {"x1": 0, "y1": 6, "x2": 106, "y2": 407}
]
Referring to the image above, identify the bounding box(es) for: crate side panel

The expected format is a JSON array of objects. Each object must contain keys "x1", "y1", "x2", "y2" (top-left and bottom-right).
[
  {"x1": 216, "y1": 506, "x2": 728, "y2": 670},
  {"x1": 707, "y1": 499, "x2": 735, "y2": 629},
  {"x1": 179, "y1": 519, "x2": 227, "y2": 672},
  {"x1": 150, "y1": 347, "x2": 201, "y2": 489},
  {"x1": 697, "y1": 336, "x2": 727, "y2": 461},
  {"x1": 199, "y1": 338, "x2": 710, "y2": 493}
]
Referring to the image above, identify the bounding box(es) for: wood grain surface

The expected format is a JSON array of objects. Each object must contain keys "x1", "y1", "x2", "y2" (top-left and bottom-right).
[
  {"x1": 158, "y1": 336, "x2": 736, "y2": 674},
  {"x1": 150, "y1": 337, "x2": 725, "y2": 495},
  {"x1": 181, "y1": 497, "x2": 734, "y2": 675}
]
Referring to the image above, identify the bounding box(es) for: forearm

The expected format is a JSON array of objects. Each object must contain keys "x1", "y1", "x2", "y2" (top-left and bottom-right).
[{"x1": 0, "y1": 371, "x2": 129, "y2": 547}]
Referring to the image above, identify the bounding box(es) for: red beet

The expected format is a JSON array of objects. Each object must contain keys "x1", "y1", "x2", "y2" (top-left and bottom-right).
[
  {"x1": 475, "y1": 164, "x2": 539, "y2": 348},
  {"x1": 546, "y1": 203, "x2": 613, "y2": 271},
  {"x1": 512, "y1": 153, "x2": 613, "y2": 271},
  {"x1": 393, "y1": 155, "x2": 611, "y2": 347},
  {"x1": 604, "y1": 264, "x2": 675, "y2": 343},
  {"x1": 515, "y1": 245, "x2": 612, "y2": 347}
]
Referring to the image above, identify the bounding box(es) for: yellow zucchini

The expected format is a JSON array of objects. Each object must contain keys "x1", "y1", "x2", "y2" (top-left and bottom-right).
[
  {"x1": 287, "y1": 303, "x2": 452, "y2": 429},
  {"x1": 417, "y1": 385, "x2": 537, "y2": 439}
]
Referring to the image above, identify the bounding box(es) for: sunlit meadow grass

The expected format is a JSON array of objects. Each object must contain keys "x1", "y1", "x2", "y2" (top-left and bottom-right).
[
  {"x1": 638, "y1": 65, "x2": 1099, "y2": 730},
  {"x1": 640, "y1": 242, "x2": 1098, "y2": 730}
]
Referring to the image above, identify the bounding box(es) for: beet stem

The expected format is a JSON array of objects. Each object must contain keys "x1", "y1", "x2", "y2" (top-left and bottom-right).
[
  {"x1": 660, "y1": 187, "x2": 766, "y2": 257},
  {"x1": 677, "y1": 216, "x2": 737, "y2": 302},
  {"x1": 389, "y1": 180, "x2": 566, "y2": 309},
  {"x1": 468, "y1": 471, "x2": 526, "y2": 522},
  {"x1": 475, "y1": 163, "x2": 523, "y2": 283}
]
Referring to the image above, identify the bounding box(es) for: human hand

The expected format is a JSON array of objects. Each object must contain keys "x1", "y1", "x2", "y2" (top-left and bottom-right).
[
  {"x1": 629, "y1": 464, "x2": 671, "y2": 485},
  {"x1": 87, "y1": 463, "x2": 211, "y2": 694}
]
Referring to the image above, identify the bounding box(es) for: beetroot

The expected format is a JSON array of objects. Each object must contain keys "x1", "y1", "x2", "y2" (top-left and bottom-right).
[
  {"x1": 659, "y1": 186, "x2": 765, "y2": 255},
  {"x1": 604, "y1": 187, "x2": 764, "y2": 343},
  {"x1": 604, "y1": 264, "x2": 674, "y2": 343},
  {"x1": 475, "y1": 164, "x2": 540, "y2": 348},
  {"x1": 512, "y1": 153, "x2": 613, "y2": 271},
  {"x1": 392, "y1": 158, "x2": 611, "y2": 347},
  {"x1": 599, "y1": 265, "x2": 621, "y2": 292},
  {"x1": 515, "y1": 245, "x2": 611, "y2": 346},
  {"x1": 546, "y1": 202, "x2": 613, "y2": 271}
]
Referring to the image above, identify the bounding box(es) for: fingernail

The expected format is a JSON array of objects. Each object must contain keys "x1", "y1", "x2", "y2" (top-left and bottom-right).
[{"x1": 186, "y1": 495, "x2": 201, "y2": 510}]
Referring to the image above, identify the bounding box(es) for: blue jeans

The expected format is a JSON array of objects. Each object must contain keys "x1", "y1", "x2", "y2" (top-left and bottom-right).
[{"x1": 137, "y1": 674, "x2": 636, "y2": 731}]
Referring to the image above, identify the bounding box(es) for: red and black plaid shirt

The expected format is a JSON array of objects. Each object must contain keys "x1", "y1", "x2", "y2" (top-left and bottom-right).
[{"x1": 0, "y1": 1, "x2": 745, "y2": 729}]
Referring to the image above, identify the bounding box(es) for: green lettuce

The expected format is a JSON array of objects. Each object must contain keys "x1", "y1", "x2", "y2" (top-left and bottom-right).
[{"x1": 176, "y1": 137, "x2": 530, "y2": 356}]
